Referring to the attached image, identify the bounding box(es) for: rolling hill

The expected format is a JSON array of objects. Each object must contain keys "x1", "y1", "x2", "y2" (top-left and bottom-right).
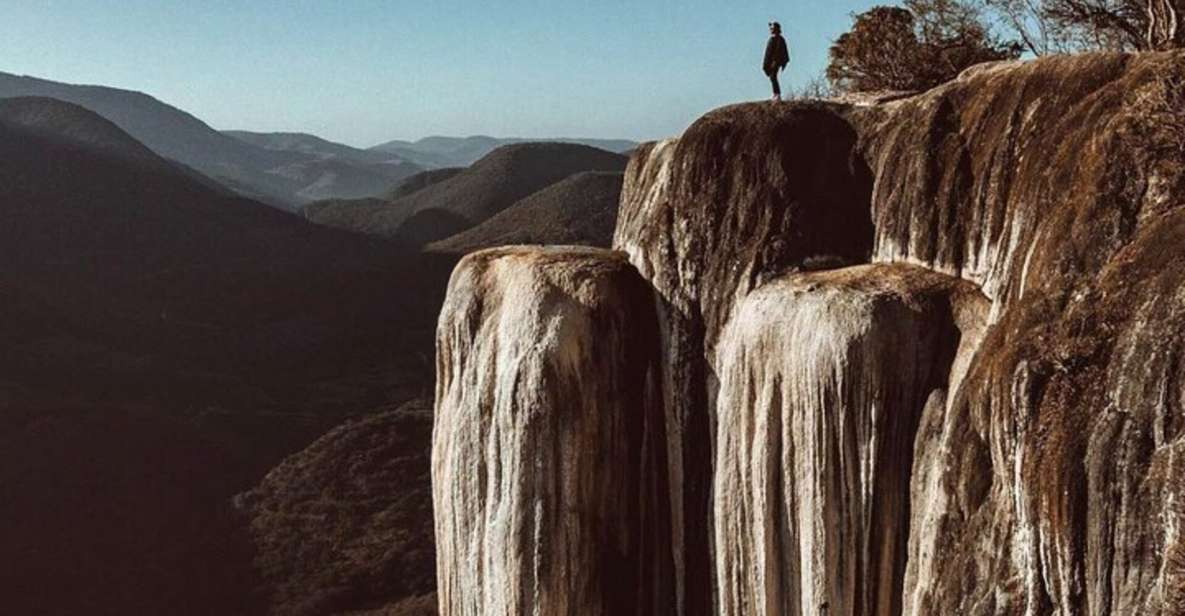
[
  {"x1": 370, "y1": 135, "x2": 637, "y2": 168},
  {"x1": 0, "y1": 97, "x2": 458, "y2": 615},
  {"x1": 428, "y1": 170, "x2": 624, "y2": 253},
  {"x1": 234, "y1": 399, "x2": 437, "y2": 616},
  {"x1": 306, "y1": 142, "x2": 629, "y2": 245},
  {"x1": 224, "y1": 130, "x2": 394, "y2": 163},
  {"x1": 384, "y1": 167, "x2": 465, "y2": 200},
  {"x1": 223, "y1": 130, "x2": 424, "y2": 201}
]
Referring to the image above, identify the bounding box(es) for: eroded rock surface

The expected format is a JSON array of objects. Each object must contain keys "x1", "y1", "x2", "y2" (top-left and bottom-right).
[
  {"x1": 432, "y1": 246, "x2": 674, "y2": 616},
  {"x1": 614, "y1": 106, "x2": 877, "y2": 615},
  {"x1": 435, "y1": 51, "x2": 1185, "y2": 616},
  {"x1": 714, "y1": 265, "x2": 983, "y2": 616}
]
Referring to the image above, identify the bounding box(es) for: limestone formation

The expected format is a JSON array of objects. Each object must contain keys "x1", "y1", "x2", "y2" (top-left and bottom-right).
[
  {"x1": 713, "y1": 265, "x2": 982, "y2": 616},
  {"x1": 615, "y1": 51, "x2": 1185, "y2": 614},
  {"x1": 435, "y1": 51, "x2": 1185, "y2": 616},
  {"x1": 432, "y1": 246, "x2": 674, "y2": 616},
  {"x1": 614, "y1": 106, "x2": 877, "y2": 615}
]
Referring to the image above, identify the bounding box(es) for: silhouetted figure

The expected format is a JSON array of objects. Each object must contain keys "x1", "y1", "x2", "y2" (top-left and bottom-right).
[{"x1": 764, "y1": 22, "x2": 790, "y2": 101}]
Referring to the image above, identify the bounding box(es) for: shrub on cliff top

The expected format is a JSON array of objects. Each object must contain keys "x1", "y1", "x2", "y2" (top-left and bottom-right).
[{"x1": 827, "y1": 0, "x2": 1021, "y2": 93}]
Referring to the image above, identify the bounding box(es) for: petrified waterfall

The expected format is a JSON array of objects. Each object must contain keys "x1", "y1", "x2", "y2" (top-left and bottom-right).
[
  {"x1": 432, "y1": 247, "x2": 673, "y2": 615},
  {"x1": 433, "y1": 51, "x2": 1185, "y2": 615},
  {"x1": 713, "y1": 266, "x2": 981, "y2": 616}
]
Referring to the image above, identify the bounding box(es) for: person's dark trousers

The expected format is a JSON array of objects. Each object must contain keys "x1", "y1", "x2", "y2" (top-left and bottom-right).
[{"x1": 766, "y1": 67, "x2": 781, "y2": 96}]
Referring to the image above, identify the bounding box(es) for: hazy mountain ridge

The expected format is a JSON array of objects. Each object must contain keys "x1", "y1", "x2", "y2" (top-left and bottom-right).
[
  {"x1": 369, "y1": 135, "x2": 637, "y2": 168},
  {"x1": 306, "y1": 142, "x2": 628, "y2": 246},
  {"x1": 0, "y1": 72, "x2": 420, "y2": 206},
  {"x1": 223, "y1": 130, "x2": 397, "y2": 163},
  {"x1": 0, "y1": 96, "x2": 161, "y2": 162},
  {"x1": 384, "y1": 167, "x2": 465, "y2": 200}
]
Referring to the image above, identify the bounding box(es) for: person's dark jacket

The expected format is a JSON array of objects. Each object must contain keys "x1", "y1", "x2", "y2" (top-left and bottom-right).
[{"x1": 763, "y1": 34, "x2": 790, "y2": 74}]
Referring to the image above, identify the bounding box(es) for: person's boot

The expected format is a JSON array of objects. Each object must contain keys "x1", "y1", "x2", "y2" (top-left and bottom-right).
[{"x1": 771, "y1": 94, "x2": 782, "y2": 102}]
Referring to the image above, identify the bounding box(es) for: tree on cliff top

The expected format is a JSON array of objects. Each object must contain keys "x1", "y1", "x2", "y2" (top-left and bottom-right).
[
  {"x1": 979, "y1": 0, "x2": 1184, "y2": 53},
  {"x1": 827, "y1": 0, "x2": 1021, "y2": 93}
]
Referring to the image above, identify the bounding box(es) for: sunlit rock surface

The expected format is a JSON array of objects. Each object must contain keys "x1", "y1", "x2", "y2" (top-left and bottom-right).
[
  {"x1": 713, "y1": 265, "x2": 983, "y2": 616},
  {"x1": 432, "y1": 246, "x2": 674, "y2": 616},
  {"x1": 614, "y1": 105, "x2": 877, "y2": 615},
  {"x1": 434, "y1": 51, "x2": 1185, "y2": 615},
  {"x1": 860, "y1": 51, "x2": 1185, "y2": 615}
]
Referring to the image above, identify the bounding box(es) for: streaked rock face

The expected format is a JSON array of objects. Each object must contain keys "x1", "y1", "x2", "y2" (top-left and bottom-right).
[
  {"x1": 1148, "y1": 0, "x2": 1185, "y2": 50},
  {"x1": 614, "y1": 105, "x2": 877, "y2": 616},
  {"x1": 432, "y1": 246, "x2": 674, "y2": 616},
  {"x1": 433, "y1": 51, "x2": 1185, "y2": 616},
  {"x1": 713, "y1": 265, "x2": 982, "y2": 616}
]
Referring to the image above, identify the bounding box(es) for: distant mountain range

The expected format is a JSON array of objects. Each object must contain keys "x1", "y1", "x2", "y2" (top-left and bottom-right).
[
  {"x1": 370, "y1": 135, "x2": 637, "y2": 168},
  {"x1": 0, "y1": 71, "x2": 637, "y2": 208},
  {"x1": 305, "y1": 142, "x2": 629, "y2": 246}
]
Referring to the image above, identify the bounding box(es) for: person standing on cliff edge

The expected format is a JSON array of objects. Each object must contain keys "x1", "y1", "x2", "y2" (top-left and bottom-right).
[{"x1": 764, "y1": 21, "x2": 790, "y2": 102}]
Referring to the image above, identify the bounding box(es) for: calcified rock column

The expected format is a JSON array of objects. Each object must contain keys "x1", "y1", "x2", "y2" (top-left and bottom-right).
[
  {"x1": 432, "y1": 246, "x2": 674, "y2": 616},
  {"x1": 714, "y1": 265, "x2": 972, "y2": 616},
  {"x1": 614, "y1": 107, "x2": 876, "y2": 615}
]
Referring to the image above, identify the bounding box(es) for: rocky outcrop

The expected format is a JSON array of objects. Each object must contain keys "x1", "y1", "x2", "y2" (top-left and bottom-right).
[
  {"x1": 714, "y1": 265, "x2": 984, "y2": 616},
  {"x1": 859, "y1": 51, "x2": 1185, "y2": 615},
  {"x1": 614, "y1": 109, "x2": 877, "y2": 614},
  {"x1": 432, "y1": 246, "x2": 674, "y2": 615},
  {"x1": 433, "y1": 51, "x2": 1185, "y2": 615}
]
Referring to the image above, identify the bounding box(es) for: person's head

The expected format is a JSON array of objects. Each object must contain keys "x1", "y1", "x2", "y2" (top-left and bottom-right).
[{"x1": 769, "y1": 21, "x2": 781, "y2": 35}]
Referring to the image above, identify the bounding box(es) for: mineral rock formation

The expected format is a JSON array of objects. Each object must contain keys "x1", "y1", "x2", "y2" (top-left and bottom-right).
[
  {"x1": 860, "y1": 51, "x2": 1185, "y2": 615},
  {"x1": 614, "y1": 107, "x2": 876, "y2": 616},
  {"x1": 614, "y1": 51, "x2": 1185, "y2": 614},
  {"x1": 432, "y1": 246, "x2": 674, "y2": 616},
  {"x1": 713, "y1": 265, "x2": 984, "y2": 616},
  {"x1": 435, "y1": 50, "x2": 1185, "y2": 616}
]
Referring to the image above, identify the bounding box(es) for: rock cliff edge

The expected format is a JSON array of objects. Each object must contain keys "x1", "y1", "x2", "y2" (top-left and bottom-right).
[{"x1": 433, "y1": 51, "x2": 1185, "y2": 615}]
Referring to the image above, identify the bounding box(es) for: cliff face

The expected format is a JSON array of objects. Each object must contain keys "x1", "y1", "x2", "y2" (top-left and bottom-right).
[
  {"x1": 433, "y1": 51, "x2": 1185, "y2": 615},
  {"x1": 432, "y1": 247, "x2": 674, "y2": 615},
  {"x1": 713, "y1": 265, "x2": 984, "y2": 616},
  {"x1": 857, "y1": 52, "x2": 1185, "y2": 615}
]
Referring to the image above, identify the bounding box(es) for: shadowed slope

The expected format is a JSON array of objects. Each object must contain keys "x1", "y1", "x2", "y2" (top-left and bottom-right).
[
  {"x1": 428, "y1": 171, "x2": 624, "y2": 253},
  {"x1": 0, "y1": 98, "x2": 458, "y2": 615},
  {"x1": 306, "y1": 143, "x2": 628, "y2": 245},
  {"x1": 235, "y1": 400, "x2": 436, "y2": 616}
]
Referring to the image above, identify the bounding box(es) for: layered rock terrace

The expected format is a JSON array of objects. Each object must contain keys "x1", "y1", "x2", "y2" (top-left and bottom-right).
[{"x1": 432, "y1": 51, "x2": 1185, "y2": 615}]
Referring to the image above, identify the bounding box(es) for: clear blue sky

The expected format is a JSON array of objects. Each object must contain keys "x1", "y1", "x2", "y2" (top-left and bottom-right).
[{"x1": 1, "y1": 1, "x2": 882, "y2": 147}]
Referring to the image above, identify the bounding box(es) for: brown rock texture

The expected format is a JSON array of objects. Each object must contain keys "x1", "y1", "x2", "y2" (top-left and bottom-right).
[
  {"x1": 432, "y1": 246, "x2": 674, "y2": 615},
  {"x1": 614, "y1": 107, "x2": 876, "y2": 615},
  {"x1": 612, "y1": 51, "x2": 1185, "y2": 614},
  {"x1": 433, "y1": 51, "x2": 1185, "y2": 616},
  {"x1": 859, "y1": 51, "x2": 1185, "y2": 615},
  {"x1": 1148, "y1": 0, "x2": 1185, "y2": 50}
]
